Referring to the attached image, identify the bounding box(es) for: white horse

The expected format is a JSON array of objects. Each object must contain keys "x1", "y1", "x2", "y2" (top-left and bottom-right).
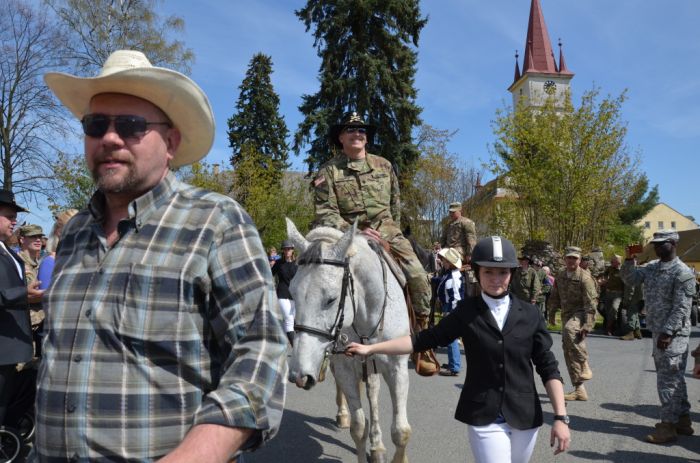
[{"x1": 286, "y1": 219, "x2": 412, "y2": 463}]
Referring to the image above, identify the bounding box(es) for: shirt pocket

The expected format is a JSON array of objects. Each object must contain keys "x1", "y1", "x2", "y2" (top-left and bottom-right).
[
  {"x1": 335, "y1": 177, "x2": 363, "y2": 213},
  {"x1": 116, "y1": 264, "x2": 204, "y2": 344}
]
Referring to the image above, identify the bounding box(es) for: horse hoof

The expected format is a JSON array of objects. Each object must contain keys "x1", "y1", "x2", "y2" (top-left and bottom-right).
[
  {"x1": 336, "y1": 414, "x2": 350, "y2": 428},
  {"x1": 370, "y1": 450, "x2": 387, "y2": 463}
]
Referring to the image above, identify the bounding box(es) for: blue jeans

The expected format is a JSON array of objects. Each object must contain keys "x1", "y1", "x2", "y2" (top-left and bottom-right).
[{"x1": 441, "y1": 304, "x2": 462, "y2": 372}]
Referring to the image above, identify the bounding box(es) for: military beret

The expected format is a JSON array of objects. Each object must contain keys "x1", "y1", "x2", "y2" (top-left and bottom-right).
[
  {"x1": 19, "y1": 224, "x2": 44, "y2": 237},
  {"x1": 650, "y1": 229, "x2": 679, "y2": 243}
]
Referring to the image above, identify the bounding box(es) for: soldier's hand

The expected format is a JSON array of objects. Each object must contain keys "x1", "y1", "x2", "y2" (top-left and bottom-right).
[
  {"x1": 656, "y1": 333, "x2": 672, "y2": 350},
  {"x1": 27, "y1": 279, "x2": 44, "y2": 300},
  {"x1": 578, "y1": 329, "x2": 589, "y2": 341},
  {"x1": 361, "y1": 228, "x2": 382, "y2": 243}
]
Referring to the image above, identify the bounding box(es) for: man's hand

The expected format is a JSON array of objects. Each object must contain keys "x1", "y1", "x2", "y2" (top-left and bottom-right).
[
  {"x1": 656, "y1": 333, "x2": 672, "y2": 350},
  {"x1": 578, "y1": 329, "x2": 589, "y2": 341},
  {"x1": 361, "y1": 228, "x2": 382, "y2": 243},
  {"x1": 27, "y1": 280, "x2": 44, "y2": 303}
]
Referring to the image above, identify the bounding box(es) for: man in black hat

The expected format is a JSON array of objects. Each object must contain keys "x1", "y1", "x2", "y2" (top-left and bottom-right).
[
  {"x1": 313, "y1": 112, "x2": 432, "y2": 327},
  {"x1": 0, "y1": 189, "x2": 43, "y2": 428}
]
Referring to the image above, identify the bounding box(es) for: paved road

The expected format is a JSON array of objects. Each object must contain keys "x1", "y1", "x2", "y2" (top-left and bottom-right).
[{"x1": 247, "y1": 329, "x2": 700, "y2": 463}]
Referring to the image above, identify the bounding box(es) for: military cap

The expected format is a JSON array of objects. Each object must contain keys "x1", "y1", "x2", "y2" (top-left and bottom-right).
[
  {"x1": 564, "y1": 246, "x2": 582, "y2": 258},
  {"x1": 650, "y1": 229, "x2": 679, "y2": 243},
  {"x1": 19, "y1": 224, "x2": 44, "y2": 237},
  {"x1": 329, "y1": 111, "x2": 376, "y2": 148},
  {"x1": 448, "y1": 202, "x2": 462, "y2": 212},
  {"x1": 0, "y1": 189, "x2": 28, "y2": 213},
  {"x1": 581, "y1": 255, "x2": 592, "y2": 262}
]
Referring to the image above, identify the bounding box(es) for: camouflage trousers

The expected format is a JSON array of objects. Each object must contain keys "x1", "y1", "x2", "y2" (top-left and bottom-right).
[
  {"x1": 621, "y1": 301, "x2": 641, "y2": 333},
  {"x1": 562, "y1": 312, "x2": 590, "y2": 385},
  {"x1": 383, "y1": 225, "x2": 431, "y2": 317},
  {"x1": 652, "y1": 332, "x2": 691, "y2": 423}
]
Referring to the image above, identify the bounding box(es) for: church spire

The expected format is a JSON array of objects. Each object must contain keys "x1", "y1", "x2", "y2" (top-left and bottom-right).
[
  {"x1": 521, "y1": 0, "x2": 558, "y2": 74},
  {"x1": 513, "y1": 51, "x2": 521, "y2": 82},
  {"x1": 557, "y1": 39, "x2": 573, "y2": 75}
]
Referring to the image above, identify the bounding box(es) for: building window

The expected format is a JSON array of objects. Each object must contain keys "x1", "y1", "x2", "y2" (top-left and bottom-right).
[
  {"x1": 644, "y1": 221, "x2": 650, "y2": 229},
  {"x1": 671, "y1": 221, "x2": 676, "y2": 229},
  {"x1": 658, "y1": 221, "x2": 664, "y2": 229}
]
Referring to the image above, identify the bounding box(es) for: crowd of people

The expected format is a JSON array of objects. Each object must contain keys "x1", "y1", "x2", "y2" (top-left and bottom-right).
[{"x1": 0, "y1": 48, "x2": 697, "y2": 462}]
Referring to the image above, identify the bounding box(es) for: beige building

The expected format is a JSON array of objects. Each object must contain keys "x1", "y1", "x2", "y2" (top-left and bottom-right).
[{"x1": 635, "y1": 203, "x2": 699, "y2": 243}]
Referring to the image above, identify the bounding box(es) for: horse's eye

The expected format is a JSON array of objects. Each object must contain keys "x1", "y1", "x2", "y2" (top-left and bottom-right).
[{"x1": 327, "y1": 297, "x2": 337, "y2": 306}]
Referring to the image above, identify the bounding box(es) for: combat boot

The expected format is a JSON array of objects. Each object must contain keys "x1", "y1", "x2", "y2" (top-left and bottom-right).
[
  {"x1": 634, "y1": 328, "x2": 643, "y2": 339},
  {"x1": 645, "y1": 422, "x2": 677, "y2": 444},
  {"x1": 564, "y1": 384, "x2": 588, "y2": 401},
  {"x1": 620, "y1": 331, "x2": 636, "y2": 341},
  {"x1": 675, "y1": 414, "x2": 694, "y2": 436},
  {"x1": 580, "y1": 362, "x2": 593, "y2": 381}
]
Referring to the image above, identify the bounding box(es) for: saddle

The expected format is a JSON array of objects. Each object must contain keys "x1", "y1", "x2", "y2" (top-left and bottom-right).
[{"x1": 367, "y1": 239, "x2": 440, "y2": 377}]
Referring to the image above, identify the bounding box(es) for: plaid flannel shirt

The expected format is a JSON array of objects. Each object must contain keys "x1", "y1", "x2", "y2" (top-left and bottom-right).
[{"x1": 35, "y1": 173, "x2": 287, "y2": 461}]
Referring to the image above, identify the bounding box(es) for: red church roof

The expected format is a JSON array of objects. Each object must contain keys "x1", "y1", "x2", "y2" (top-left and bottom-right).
[{"x1": 520, "y1": 0, "x2": 573, "y2": 77}]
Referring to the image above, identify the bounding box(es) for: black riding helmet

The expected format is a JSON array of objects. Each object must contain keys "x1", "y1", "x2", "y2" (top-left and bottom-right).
[{"x1": 471, "y1": 236, "x2": 519, "y2": 287}]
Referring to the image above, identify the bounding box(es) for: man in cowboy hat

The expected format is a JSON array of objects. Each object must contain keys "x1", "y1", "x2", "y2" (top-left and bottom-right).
[
  {"x1": 621, "y1": 230, "x2": 695, "y2": 443},
  {"x1": 0, "y1": 190, "x2": 42, "y2": 430},
  {"x1": 38, "y1": 50, "x2": 287, "y2": 461},
  {"x1": 313, "y1": 111, "x2": 432, "y2": 328},
  {"x1": 548, "y1": 246, "x2": 596, "y2": 401}
]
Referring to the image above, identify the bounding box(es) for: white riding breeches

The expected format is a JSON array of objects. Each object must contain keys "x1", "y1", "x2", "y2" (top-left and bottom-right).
[
  {"x1": 279, "y1": 298, "x2": 296, "y2": 333},
  {"x1": 467, "y1": 421, "x2": 539, "y2": 463}
]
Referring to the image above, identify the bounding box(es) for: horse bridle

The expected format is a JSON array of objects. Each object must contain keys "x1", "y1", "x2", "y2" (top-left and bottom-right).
[
  {"x1": 294, "y1": 257, "x2": 355, "y2": 354},
  {"x1": 294, "y1": 248, "x2": 389, "y2": 381}
]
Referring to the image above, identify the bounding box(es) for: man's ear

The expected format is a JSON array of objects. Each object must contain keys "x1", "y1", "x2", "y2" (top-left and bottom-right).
[{"x1": 166, "y1": 127, "x2": 182, "y2": 159}]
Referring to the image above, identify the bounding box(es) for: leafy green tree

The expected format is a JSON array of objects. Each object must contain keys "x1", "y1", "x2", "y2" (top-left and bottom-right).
[
  {"x1": 606, "y1": 174, "x2": 659, "y2": 248},
  {"x1": 227, "y1": 53, "x2": 289, "y2": 185},
  {"x1": 293, "y1": 0, "x2": 427, "y2": 178},
  {"x1": 44, "y1": 0, "x2": 193, "y2": 74},
  {"x1": 177, "y1": 161, "x2": 232, "y2": 195},
  {"x1": 51, "y1": 152, "x2": 94, "y2": 210},
  {"x1": 1, "y1": 0, "x2": 67, "y2": 202},
  {"x1": 491, "y1": 88, "x2": 639, "y2": 250}
]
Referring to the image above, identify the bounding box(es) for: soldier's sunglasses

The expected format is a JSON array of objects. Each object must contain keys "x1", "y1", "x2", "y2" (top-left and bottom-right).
[
  {"x1": 81, "y1": 114, "x2": 172, "y2": 139},
  {"x1": 343, "y1": 127, "x2": 367, "y2": 134}
]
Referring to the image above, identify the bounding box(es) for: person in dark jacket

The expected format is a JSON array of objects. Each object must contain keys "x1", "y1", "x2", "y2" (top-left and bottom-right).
[
  {"x1": 346, "y1": 236, "x2": 570, "y2": 462},
  {"x1": 272, "y1": 240, "x2": 298, "y2": 346}
]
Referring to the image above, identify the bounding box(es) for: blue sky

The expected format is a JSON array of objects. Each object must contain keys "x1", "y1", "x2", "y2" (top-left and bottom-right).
[{"x1": 28, "y1": 0, "x2": 700, "y2": 232}]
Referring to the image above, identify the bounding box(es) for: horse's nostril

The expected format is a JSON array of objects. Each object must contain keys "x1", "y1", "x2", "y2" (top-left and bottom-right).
[{"x1": 302, "y1": 375, "x2": 316, "y2": 390}]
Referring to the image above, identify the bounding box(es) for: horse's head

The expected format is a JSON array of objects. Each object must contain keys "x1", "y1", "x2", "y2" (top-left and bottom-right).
[{"x1": 285, "y1": 218, "x2": 357, "y2": 390}]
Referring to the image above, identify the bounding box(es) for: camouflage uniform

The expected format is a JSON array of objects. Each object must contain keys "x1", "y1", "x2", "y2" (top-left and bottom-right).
[
  {"x1": 602, "y1": 266, "x2": 625, "y2": 333},
  {"x1": 621, "y1": 256, "x2": 695, "y2": 424},
  {"x1": 313, "y1": 153, "x2": 431, "y2": 316},
  {"x1": 511, "y1": 266, "x2": 542, "y2": 304},
  {"x1": 440, "y1": 216, "x2": 476, "y2": 262},
  {"x1": 536, "y1": 267, "x2": 552, "y2": 318},
  {"x1": 620, "y1": 279, "x2": 643, "y2": 336},
  {"x1": 19, "y1": 248, "x2": 45, "y2": 327},
  {"x1": 548, "y1": 266, "x2": 597, "y2": 385}
]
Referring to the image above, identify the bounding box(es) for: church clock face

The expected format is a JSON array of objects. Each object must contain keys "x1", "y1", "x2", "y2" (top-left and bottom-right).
[{"x1": 544, "y1": 80, "x2": 557, "y2": 95}]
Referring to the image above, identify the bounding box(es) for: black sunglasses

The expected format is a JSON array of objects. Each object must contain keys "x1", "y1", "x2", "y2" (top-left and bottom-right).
[
  {"x1": 81, "y1": 114, "x2": 172, "y2": 139},
  {"x1": 343, "y1": 127, "x2": 367, "y2": 134}
]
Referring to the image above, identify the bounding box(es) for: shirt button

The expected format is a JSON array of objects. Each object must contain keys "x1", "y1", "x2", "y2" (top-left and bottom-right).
[
  {"x1": 67, "y1": 403, "x2": 76, "y2": 413},
  {"x1": 70, "y1": 454, "x2": 79, "y2": 462},
  {"x1": 497, "y1": 340, "x2": 503, "y2": 344},
  {"x1": 85, "y1": 309, "x2": 92, "y2": 317},
  {"x1": 499, "y1": 363, "x2": 504, "y2": 369},
  {"x1": 498, "y1": 387, "x2": 504, "y2": 392},
  {"x1": 98, "y1": 268, "x2": 104, "y2": 274},
  {"x1": 74, "y1": 355, "x2": 82, "y2": 362}
]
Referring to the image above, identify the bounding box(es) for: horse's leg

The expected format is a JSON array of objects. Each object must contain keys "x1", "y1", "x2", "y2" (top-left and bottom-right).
[
  {"x1": 335, "y1": 360, "x2": 369, "y2": 463},
  {"x1": 367, "y1": 372, "x2": 387, "y2": 463},
  {"x1": 384, "y1": 357, "x2": 412, "y2": 463},
  {"x1": 335, "y1": 379, "x2": 350, "y2": 428}
]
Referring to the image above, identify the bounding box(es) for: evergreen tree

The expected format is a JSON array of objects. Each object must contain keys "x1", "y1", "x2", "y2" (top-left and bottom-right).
[
  {"x1": 293, "y1": 0, "x2": 427, "y2": 177},
  {"x1": 228, "y1": 53, "x2": 289, "y2": 185}
]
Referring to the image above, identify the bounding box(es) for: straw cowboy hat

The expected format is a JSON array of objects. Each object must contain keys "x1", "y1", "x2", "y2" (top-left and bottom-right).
[
  {"x1": 438, "y1": 247, "x2": 462, "y2": 269},
  {"x1": 44, "y1": 50, "x2": 214, "y2": 168}
]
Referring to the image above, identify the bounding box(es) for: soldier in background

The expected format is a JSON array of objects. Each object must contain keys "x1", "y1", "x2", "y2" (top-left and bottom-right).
[
  {"x1": 600, "y1": 255, "x2": 625, "y2": 336},
  {"x1": 619, "y1": 270, "x2": 644, "y2": 341},
  {"x1": 313, "y1": 112, "x2": 432, "y2": 327},
  {"x1": 621, "y1": 230, "x2": 695, "y2": 444},
  {"x1": 548, "y1": 246, "x2": 597, "y2": 401},
  {"x1": 18, "y1": 224, "x2": 46, "y2": 357},
  {"x1": 511, "y1": 254, "x2": 541, "y2": 305},
  {"x1": 440, "y1": 201, "x2": 478, "y2": 296}
]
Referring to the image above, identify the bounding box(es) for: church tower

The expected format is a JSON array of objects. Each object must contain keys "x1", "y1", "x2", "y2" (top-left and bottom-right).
[{"x1": 508, "y1": 0, "x2": 573, "y2": 109}]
